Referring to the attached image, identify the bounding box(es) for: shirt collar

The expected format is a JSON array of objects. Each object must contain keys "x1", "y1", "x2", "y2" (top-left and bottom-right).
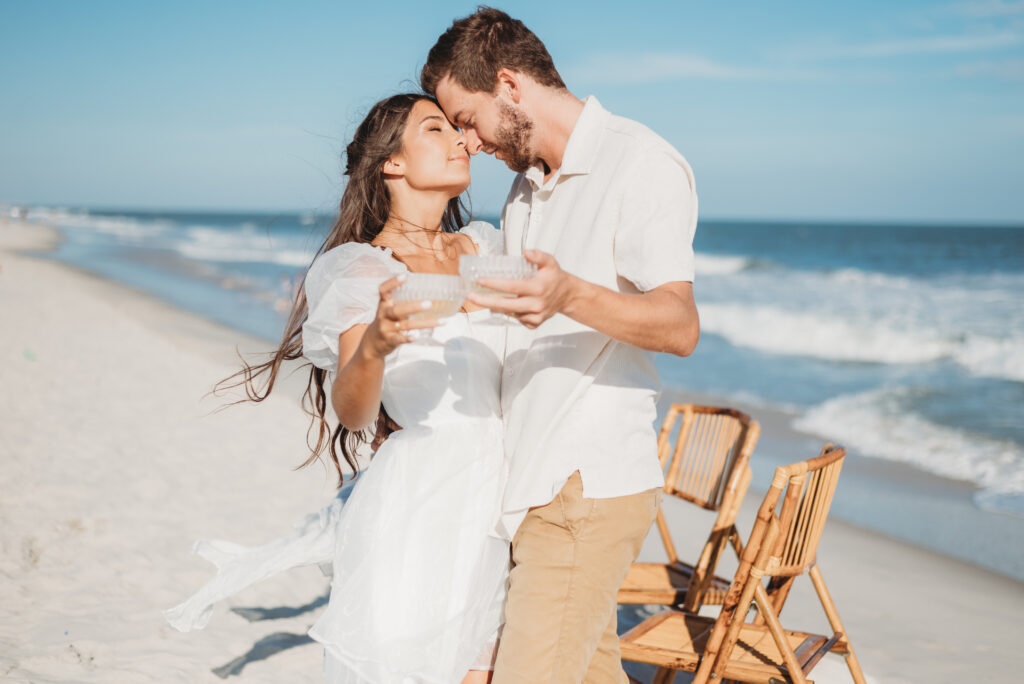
[{"x1": 524, "y1": 95, "x2": 606, "y2": 189}]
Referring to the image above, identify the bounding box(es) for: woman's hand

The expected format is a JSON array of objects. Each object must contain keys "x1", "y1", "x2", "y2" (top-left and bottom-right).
[
  {"x1": 331, "y1": 275, "x2": 440, "y2": 430},
  {"x1": 361, "y1": 275, "x2": 439, "y2": 358}
]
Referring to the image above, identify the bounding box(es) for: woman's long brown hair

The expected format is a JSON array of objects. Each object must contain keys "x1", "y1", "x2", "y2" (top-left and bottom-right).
[{"x1": 217, "y1": 93, "x2": 466, "y2": 486}]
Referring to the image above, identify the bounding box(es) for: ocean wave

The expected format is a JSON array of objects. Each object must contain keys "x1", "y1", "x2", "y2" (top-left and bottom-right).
[
  {"x1": 956, "y1": 335, "x2": 1024, "y2": 383},
  {"x1": 28, "y1": 208, "x2": 320, "y2": 267},
  {"x1": 829, "y1": 267, "x2": 917, "y2": 289},
  {"x1": 708, "y1": 258, "x2": 1024, "y2": 312},
  {"x1": 695, "y1": 253, "x2": 752, "y2": 275},
  {"x1": 793, "y1": 388, "x2": 1024, "y2": 513},
  {"x1": 27, "y1": 207, "x2": 169, "y2": 240},
  {"x1": 828, "y1": 265, "x2": 1024, "y2": 299},
  {"x1": 173, "y1": 225, "x2": 316, "y2": 267},
  {"x1": 700, "y1": 303, "x2": 1024, "y2": 382},
  {"x1": 174, "y1": 242, "x2": 315, "y2": 267},
  {"x1": 700, "y1": 303, "x2": 953, "y2": 363}
]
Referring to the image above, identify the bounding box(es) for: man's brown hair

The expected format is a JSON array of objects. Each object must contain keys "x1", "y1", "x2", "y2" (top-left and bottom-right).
[{"x1": 421, "y1": 6, "x2": 566, "y2": 96}]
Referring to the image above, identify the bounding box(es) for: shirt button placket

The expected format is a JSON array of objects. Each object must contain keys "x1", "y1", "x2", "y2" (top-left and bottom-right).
[{"x1": 526, "y1": 198, "x2": 542, "y2": 251}]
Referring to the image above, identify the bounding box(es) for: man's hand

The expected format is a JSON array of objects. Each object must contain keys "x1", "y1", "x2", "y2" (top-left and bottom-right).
[
  {"x1": 469, "y1": 249, "x2": 698, "y2": 356},
  {"x1": 468, "y1": 250, "x2": 578, "y2": 329}
]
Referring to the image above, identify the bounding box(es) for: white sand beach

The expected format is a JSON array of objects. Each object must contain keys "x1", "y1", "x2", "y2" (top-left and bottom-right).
[{"x1": 2, "y1": 216, "x2": 1021, "y2": 683}]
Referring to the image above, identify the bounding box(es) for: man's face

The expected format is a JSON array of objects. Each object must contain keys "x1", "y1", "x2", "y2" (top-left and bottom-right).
[{"x1": 435, "y1": 75, "x2": 537, "y2": 173}]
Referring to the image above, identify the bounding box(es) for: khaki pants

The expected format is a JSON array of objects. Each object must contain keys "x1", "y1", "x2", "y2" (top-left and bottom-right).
[{"x1": 492, "y1": 472, "x2": 662, "y2": 684}]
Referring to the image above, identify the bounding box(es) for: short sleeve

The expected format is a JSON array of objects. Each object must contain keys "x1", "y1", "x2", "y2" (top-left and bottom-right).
[
  {"x1": 614, "y1": 149, "x2": 698, "y2": 291},
  {"x1": 301, "y1": 243, "x2": 405, "y2": 371},
  {"x1": 459, "y1": 221, "x2": 504, "y2": 256}
]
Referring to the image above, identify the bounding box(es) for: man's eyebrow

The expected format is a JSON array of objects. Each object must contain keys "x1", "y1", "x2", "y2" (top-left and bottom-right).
[{"x1": 451, "y1": 110, "x2": 467, "y2": 126}]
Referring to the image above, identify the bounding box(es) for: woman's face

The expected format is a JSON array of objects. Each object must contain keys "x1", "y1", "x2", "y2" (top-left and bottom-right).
[{"x1": 388, "y1": 99, "x2": 470, "y2": 197}]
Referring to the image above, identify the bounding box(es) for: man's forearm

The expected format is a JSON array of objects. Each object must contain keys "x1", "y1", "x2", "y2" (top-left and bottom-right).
[
  {"x1": 470, "y1": 251, "x2": 699, "y2": 354},
  {"x1": 563, "y1": 276, "x2": 699, "y2": 356}
]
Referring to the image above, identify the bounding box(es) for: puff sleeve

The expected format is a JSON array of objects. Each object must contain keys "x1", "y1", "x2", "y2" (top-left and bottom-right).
[
  {"x1": 301, "y1": 243, "x2": 406, "y2": 371},
  {"x1": 459, "y1": 221, "x2": 504, "y2": 256}
]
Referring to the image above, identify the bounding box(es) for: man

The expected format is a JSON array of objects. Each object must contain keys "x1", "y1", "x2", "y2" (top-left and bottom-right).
[{"x1": 422, "y1": 8, "x2": 699, "y2": 683}]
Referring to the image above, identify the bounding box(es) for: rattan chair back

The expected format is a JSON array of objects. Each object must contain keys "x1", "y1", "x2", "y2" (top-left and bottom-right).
[
  {"x1": 619, "y1": 404, "x2": 759, "y2": 611},
  {"x1": 620, "y1": 444, "x2": 866, "y2": 684},
  {"x1": 660, "y1": 404, "x2": 756, "y2": 510}
]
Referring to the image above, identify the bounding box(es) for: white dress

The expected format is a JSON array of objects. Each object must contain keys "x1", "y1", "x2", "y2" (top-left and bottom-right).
[{"x1": 164, "y1": 222, "x2": 510, "y2": 684}]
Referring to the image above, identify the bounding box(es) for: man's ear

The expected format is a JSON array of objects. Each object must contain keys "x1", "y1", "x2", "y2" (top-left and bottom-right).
[
  {"x1": 496, "y1": 68, "x2": 522, "y2": 104},
  {"x1": 382, "y1": 157, "x2": 403, "y2": 176}
]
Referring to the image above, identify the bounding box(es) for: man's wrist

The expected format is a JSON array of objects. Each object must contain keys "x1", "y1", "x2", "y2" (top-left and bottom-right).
[{"x1": 561, "y1": 273, "x2": 593, "y2": 319}]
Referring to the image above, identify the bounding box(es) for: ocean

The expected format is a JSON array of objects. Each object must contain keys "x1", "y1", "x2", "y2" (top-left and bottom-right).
[{"x1": 16, "y1": 206, "x2": 1024, "y2": 581}]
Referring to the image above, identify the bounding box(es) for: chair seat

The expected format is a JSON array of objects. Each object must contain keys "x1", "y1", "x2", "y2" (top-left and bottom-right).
[
  {"x1": 618, "y1": 562, "x2": 732, "y2": 606},
  {"x1": 620, "y1": 610, "x2": 830, "y2": 684}
]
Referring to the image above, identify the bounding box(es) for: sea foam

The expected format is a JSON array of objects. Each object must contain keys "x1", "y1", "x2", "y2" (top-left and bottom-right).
[
  {"x1": 700, "y1": 303, "x2": 955, "y2": 364},
  {"x1": 699, "y1": 261, "x2": 1024, "y2": 382},
  {"x1": 956, "y1": 335, "x2": 1024, "y2": 384},
  {"x1": 695, "y1": 253, "x2": 751, "y2": 275},
  {"x1": 26, "y1": 207, "x2": 170, "y2": 240},
  {"x1": 794, "y1": 388, "x2": 1024, "y2": 515}
]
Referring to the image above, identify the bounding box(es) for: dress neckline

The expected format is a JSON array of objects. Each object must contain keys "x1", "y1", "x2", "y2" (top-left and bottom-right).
[{"x1": 369, "y1": 230, "x2": 489, "y2": 316}]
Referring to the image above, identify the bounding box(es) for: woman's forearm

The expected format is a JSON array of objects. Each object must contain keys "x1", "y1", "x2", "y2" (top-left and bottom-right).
[
  {"x1": 331, "y1": 339, "x2": 386, "y2": 431},
  {"x1": 326, "y1": 275, "x2": 440, "y2": 431}
]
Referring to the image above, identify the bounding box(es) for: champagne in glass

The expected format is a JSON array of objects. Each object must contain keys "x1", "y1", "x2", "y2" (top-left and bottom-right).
[
  {"x1": 391, "y1": 273, "x2": 466, "y2": 343},
  {"x1": 459, "y1": 254, "x2": 538, "y2": 324},
  {"x1": 408, "y1": 299, "x2": 462, "y2": 320}
]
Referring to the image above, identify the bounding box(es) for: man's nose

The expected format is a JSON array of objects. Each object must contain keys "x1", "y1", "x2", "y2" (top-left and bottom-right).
[{"x1": 464, "y1": 130, "x2": 483, "y2": 155}]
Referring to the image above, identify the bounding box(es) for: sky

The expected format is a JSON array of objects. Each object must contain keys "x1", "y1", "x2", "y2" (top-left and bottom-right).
[{"x1": 1, "y1": 0, "x2": 1023, "y2": 223}]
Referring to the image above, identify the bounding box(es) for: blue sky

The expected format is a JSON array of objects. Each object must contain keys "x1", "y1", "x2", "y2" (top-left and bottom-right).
[{"x1": 1, "y1": 0, "x2": 1022, "y2": 223}]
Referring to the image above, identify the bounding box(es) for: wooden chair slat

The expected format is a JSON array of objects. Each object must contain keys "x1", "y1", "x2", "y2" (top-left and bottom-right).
[
  {"x1": 618, "y1": 403, "x2": 760, "y2": 612},
  {"x1": 620, "y1": 445, "x2": 867, "y2": 684}
]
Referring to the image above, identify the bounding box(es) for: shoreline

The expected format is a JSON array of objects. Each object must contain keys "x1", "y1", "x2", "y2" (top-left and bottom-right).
[
  {"x1": 3, "y1": 217, "x2": 1022, "y2": 682},
  {"x1": 12, "y1": 215, "x2": 1024, "y2": 581}
]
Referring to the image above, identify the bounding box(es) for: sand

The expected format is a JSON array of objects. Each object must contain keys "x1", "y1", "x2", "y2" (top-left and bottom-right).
[
  {"x1": 1, "y1": 217, "x2": 1021, "y2": 683},
  {"x1": 1, "y1": 218, "x2": 332, "y2": 683}
]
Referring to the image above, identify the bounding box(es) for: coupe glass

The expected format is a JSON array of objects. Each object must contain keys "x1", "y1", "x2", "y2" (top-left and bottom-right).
[
  {"x1": 459, "y1": 254, "x2": 538, "y2": 325},
  {"x1": 390, "y1": 273, "x2": 466, "y2": 343}
]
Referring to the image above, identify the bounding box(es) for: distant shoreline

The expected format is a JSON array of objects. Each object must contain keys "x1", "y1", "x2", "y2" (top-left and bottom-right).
[{"x1": 7, "y1": 203, "x2": 1024, "y2": 230}]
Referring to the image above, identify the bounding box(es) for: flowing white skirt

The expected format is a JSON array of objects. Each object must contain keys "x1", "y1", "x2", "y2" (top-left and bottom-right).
[
  {"x1": 311, "y1": 421, "x2": 509, "y2": 683},
  {"x1": 165, "y1": 419, "x2": 509, "y2": 684}
]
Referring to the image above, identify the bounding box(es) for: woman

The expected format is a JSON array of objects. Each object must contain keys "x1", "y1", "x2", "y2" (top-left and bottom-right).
[{"x1": 165, "y1": 94, "x2": 509, "y2": 684}]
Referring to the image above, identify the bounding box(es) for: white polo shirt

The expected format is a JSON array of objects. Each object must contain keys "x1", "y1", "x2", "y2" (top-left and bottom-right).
[{"x1": 496, "y1": 96, "x2": 698, "y2": 541}]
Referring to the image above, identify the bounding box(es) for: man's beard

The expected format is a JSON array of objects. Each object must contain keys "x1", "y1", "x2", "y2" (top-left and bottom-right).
[{"x1": 494, "y1": 101, "x2": 536, "y2": 173}]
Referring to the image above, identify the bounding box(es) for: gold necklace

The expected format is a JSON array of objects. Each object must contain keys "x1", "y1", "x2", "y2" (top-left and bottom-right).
[{"x1": 378, "y1": 217, "x2": 457, "y2": 263}]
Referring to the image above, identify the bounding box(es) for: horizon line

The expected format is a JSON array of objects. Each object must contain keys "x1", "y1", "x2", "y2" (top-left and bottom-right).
[{"x1": 6, "y1": 202, "x2": 1024, "y2": 229}]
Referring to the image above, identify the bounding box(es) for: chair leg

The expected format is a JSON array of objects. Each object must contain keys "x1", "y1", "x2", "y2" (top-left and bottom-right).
[
  {"x1": 655, "y1": 507, "x2": 679, "y2": 566},
  {"x1": 752, "y1": 583, "x2": 810, "y2": 684},
  {"x1": 808, "y1": 565, "x2": 867, "y2": 684},
  {"x1": 652, "y1": 667, "x2": 677, "y2": 684}
]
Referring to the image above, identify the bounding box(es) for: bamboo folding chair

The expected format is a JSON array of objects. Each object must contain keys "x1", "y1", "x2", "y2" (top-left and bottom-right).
[
  {"x1": 620, "y1": 445, "x2": 866, "y2": 684},
  {"x1": 618, "y1": 404, "x2": 760, "y2": 612}
]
